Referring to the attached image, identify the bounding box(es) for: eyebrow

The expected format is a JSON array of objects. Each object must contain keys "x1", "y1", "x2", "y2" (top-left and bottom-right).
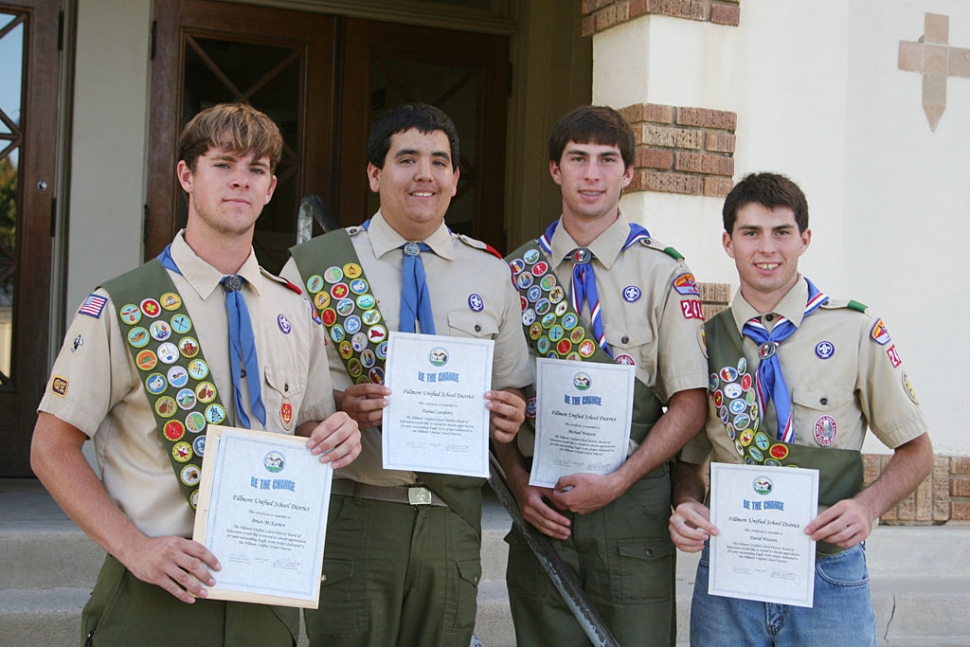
[
  {"x1": 394, "y1": 148, "x2": 451, "y2": 163},
  {"x1": 738, "y1": 223, "x2": 794, "y2": 233}
]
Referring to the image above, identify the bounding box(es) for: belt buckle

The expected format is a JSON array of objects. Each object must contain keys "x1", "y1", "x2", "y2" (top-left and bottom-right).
[{"x1": 408, "y1": 486, "x2": 433, "y2": 506}]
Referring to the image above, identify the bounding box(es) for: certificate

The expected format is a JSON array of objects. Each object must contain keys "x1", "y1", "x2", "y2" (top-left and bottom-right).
[
  {"x1": 382, "y1": 331, "x2": 494, "y2": 478},
  {"x1": 192, "y1": 425, "x2": 332, "y2": 608},
  {"x1": 529, "y1": 358, "x2": 635, "y2": 488},
  {"x1": 709, "y1": 462, "x2": 819, "y2": 608}
]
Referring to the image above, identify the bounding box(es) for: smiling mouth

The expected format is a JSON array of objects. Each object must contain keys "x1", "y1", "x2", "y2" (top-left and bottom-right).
[
  {"x1": 756, "y1": 263, "x2": 780, "y2": 270},
  {"x1": 410, "y1": 191, "x2": 435, "y2": 197},
  {"x1": 579, "y1": 190, "x2": 604, "y2": 197}
]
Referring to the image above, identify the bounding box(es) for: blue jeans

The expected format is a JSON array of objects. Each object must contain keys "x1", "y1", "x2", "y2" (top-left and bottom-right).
[{"x1": 689, "y1": 543, "x2": 877, "y2": 646}]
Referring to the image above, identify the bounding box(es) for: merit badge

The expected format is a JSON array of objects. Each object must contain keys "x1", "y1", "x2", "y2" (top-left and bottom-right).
[
  {"x1": 814, "y1": 415, "x2": 837, "y2": 445},
  {"x1": 815, "y1": 341, "x2": 835, "y2": 359},
  {"x1": 357, "y1": 294, "x2": 376, "y2": 310},
  {"x1": 713, "y1": 390, "x2": 723, "y2": 408},
  {"x1": 367, "y1": 325, "x2": 388, "y2": 344},
  {"x1": 738, "y1": 357, "x2": 747, "y2": 374},
  {"x1": 562, "y1": 313, "x2": 578, "y2": 330},
  {"x1": 549, "y1": 286, "x2": 565, "y2": 304},
  {"x1": 526, "y1": 396, "x2": 537, "y2": 420},
  {"x1": 362, "y1": 309, "x2": 381, "y2": 325},
  {"x1": 709, "y1": 373, "x2": 720, "y2": 392},
  {"x1": 351, "y1": 332, "x2": 368, "y2": 353},
  {"x1": 164, "y1": 420, "x2": 185, "y2": 442},
  {"x1": 344, "y1": 315, "x2": 362, "y2": 334},
  {"x1": 569, "y1": 327, "x2": 585, "y2": 344},
  {"x1": 522, "y1": 309, "x2": 536, "y2": 326},
  {"x1": 361, "y1": 349, "x2": 376, "y2": 368},
  {"x1": 149, "y1": 320, "x2": 172, "y2": 342},
  {"x1": 323, "y1": 266, "x2": 343, "y2": 283},
  {"x1": 614, "y1": 354, "x2": 635, "y2": 366},
  {"x1": 180, "y1": 464, "x2": 201, "y2": 487},
  {"x1": 195, "y1": 382, "x2": 216, "y2": 404},
  {"x1": 887, "y1": 345, "x2": 902, "y2": 368},
  {"x1": 741, "y1": 373, "x2": 752, "y2": 391},
  {"x1": 748, "y1": 447, "x2": 764, "y2": 463},
  {"x1": 527, "y1": 285, "x2": 542, "y2": 303},
  {"x1": 672, "y1": 273, "x2": 700, "y2": 296},
  {"x1": 529, "y1": 323, "x2": 542, "y2": 340},
  {"x1": 336, "y1": 298, "x2": 355, "y2": 317},
  {"x1": 187, "y1": 359, "x2": 209, "y2": 380},
  {"x1": 72, "y1": 335, "x2": 83, "y2": 352},
  {"x1": 186, "y1": 411, "x2": 207, "y2": 434},
  {"x1": 729, "y1": 399, "x2": 746, "y2": 415},
  {"x1": 735, "y1": 440, "x2": 745, "y2": 457},
  {"x1": 555, "y1": 301, "x2": 569, "y2": 317},
  {"x1": 170, "y1": 314, "x2": 192, "y2": 335},
  {"x1": 541, "y1": 313, "x2": 556, "y2": 329},
  {"x1": 681, "y1": 300, "x2": 704, "y2": 320},
  {"x1": 278, "y1": 314, "x2": 292, "y2": 334},
  {"x1": 532, "y1": 261, "x2": 549, "y2": 277},
  {"x1": 769, "y1": 444, "x2": 789, "y2": 460},
  {"x1": 178, "y1": 337, "x2": 199, "y2": 358},
  {"x1": 468, "y1": 294, "x2": 484, "y2": 312},
  {"x1": 50, "y1": 376, "x2": 68, "y2": 397},
  {"x1": 176, "y1": 388, "x2": 196, "y2": 410},
  {"x1": 339, "y1": 340, "x2": 354, "y2": 359},
  {"x1": 350, "y1": 278, "x2": 368, "y2": 295},
  {"x1": 321, "y1": 308, "x2": 337, "y2": 326},
  {"x1": 160, "y1": 292, "x2": 182, "y2": 311},
  {"x1": 369, "y1": 367, "x2": 385, "y2": 384},
  {"x1": 724, "y1": 382, "x2": 742, "y2": 399},
  {"x1": 145, "y1": 373, "x2": 167, "y2": 395},
  {"x1": 524, "y1": 249, "x2": 540, "y2": 264},
  {"x1": 136, "y1": 350, "x2": 158, "y2": 371},
  {"x1": 348, "y1": 358, "x2": 363, "y2": 377},
  {"x1": 127, "y1": 327, "x2": 150, "y2": 348},
  {"x1": 140, "y1": 298, "x2": 161, "y2": 318},
  {"x1": 540, "y1": 274, "x2": 557, "y2": 291},
  {"x1": 719, "y1": 366, "x2": 738, "y2": 382},
  {"x1": 280, "y1": 398, "x2": 293, "y2": 430},
  {"x1": 376, "y1": 341, "x2": 388, "y2": 359},
  {"x1": 536, "y1": 337, "x2": 550, "y2": 354},
  {"x1": 306, "y1": 275, "x2": 324, "y2": 293},
  {"x1": 167, "y1": 366, "x2": 189, "y2": 389},
  {"x1": 623, "y1": 286, "x2": 641, "y2": 303},
  {"x1": 535, "y1": 299, "x2": 551, "y2": 316},
  {"x1": 509, "y1": 259, "x2": 525, "y2": 275},
  {"x1": 557, "y1": 339, "x2": 572, "y2": 355},
  {"x1": 720, "y1": 406, "x2": 730, "y2": 423},
  {"x1": 516, "y1": 272, "x2": 534, "y2": 289},
  {"x1": 120, "y1": 303, "x2": 142, "y2": 325},
  {"x1": 172, "y1": 441, "x2": 193, "y2": 463},
  {"x1": 192, "y1": 436, "x2": 206, "y2": 460},
  {"x1": 740, "y1": 429, "x2": 754, "y2": 446},
  {"x1": 755, "y1": 432, "x2": 771, "y2": 451},
  {"x1": 155, "y1": 396, "x2": 177, "y2": 418},
  {"x1": 344, "y1": 263, "x2": 363, "y2": 279},
  {"x1": 549, "y1": 325, "x2": 565, "y2": 342},
  {"x1": 330, "y1": 324, "x2": 346, "y2": 343},
  {"x1": 204, "y1": 403, "x2": 227, "y2": 425},
  {"x1": 157, "y1": 343, "x2": 179, "y2": 365},
  {"x1": 734, "y1": 414, "x2": 751, "y2": 431},
  {"x1": 870, "y1": 319, "x2": 891, "y2": 345},
  {"x1": 314, "y1": 291, "x2": 331, "y2": 310},
  {"x1": 79, "y1": 293, "x2": 108, "y2": 318},
  {"x1": 902, "y1": 372, "x2": 919, "y2": 404},
  {"x1": 330, "y1": 283, "x2": 349, "y2": 299},
  {"x1": 579, "y1": 339, "x2": 596, "y2": 358}
]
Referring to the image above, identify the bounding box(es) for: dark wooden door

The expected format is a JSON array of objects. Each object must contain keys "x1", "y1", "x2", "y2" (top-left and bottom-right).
[{"x1": 0, "y1": 0, "x2": 59, "y2": 476}]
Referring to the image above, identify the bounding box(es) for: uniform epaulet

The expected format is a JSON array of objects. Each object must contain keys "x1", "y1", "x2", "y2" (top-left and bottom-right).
[
  {"x1": 456, "y1": 233, "x2": 503, "y2": 260},
  {"x1": 637, "y1": 236, "x2": 685, "y2": 261},
  {"x1": 819, "y1": 298, "x2": 868, "y2": 313},
  {"x1": 259, "y1": 267, "x2": 302, "y2": 295}
]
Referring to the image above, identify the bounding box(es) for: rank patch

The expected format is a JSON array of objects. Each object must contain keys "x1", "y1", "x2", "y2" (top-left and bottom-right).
[
  {"x1": 814, "y1": 415, "x2": 837, "y2": 446},
  {"x1": 78, "y1": 294, "x2": 107, "y2": 318},
  {"x1": 51, "y1": 376, "x2": 69, "y2": 397}
]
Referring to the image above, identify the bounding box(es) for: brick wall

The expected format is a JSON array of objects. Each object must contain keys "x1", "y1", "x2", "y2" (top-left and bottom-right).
[
  {"x1": 582, "y1": 0, "x2": 741, "y2": 37},
  {"x1": 619, "y1": 103, "x2": 737, "y2": 197}
]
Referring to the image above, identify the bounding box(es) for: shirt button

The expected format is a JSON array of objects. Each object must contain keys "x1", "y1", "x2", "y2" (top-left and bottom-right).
[
  {"x1": 621, "y1": 335, "x2": 630, "y2": 344},
  {"x1": 765, "y1": 314, "x2": 775, "y2": 322},
  {"x1": 820, "y1": 397, "x2": 828, "y2": 406},
  {"x1": 645, "y1": 549, "x2": 653, "y2": 557},
  {"x1": 474, "y1": 324, "x2": 481, "y2": 332}
]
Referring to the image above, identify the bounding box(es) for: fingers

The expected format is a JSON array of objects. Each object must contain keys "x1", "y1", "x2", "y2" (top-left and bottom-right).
[
  {"x1": 125, "y1": 537, "x2": 220, "y2": 604},
  {"x1": 306, "y1": 412, "x2": 361, "y2": 468},
  {"x1": 487, "y1": 391, "x2": 526, "y2": 444},
  {"x1": 522, "y1": 491, "x2": 572, "y2": 540},
  {"x1": 669, "y1": 502, "x2": 716, "y2": 552},
  {"x1": 341, "y1": 384, "x2": 390, "y2": 426}
]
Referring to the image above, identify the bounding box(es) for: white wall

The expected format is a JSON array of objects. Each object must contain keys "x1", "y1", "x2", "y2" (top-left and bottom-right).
[
  {"x1": 66, "y1": 0, "x2": 152, "y2": 318},
  {"x1": 593, "y1": 0, "x2": 968, "y2": 455}
]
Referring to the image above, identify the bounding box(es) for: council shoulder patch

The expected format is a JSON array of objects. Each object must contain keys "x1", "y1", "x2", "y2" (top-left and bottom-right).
[{"x1": 870, "y1": 319, "x2": 891, "y2": 345}]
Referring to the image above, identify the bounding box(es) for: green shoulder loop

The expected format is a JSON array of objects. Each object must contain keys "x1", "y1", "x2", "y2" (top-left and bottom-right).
[
  {"x1": 637, "y1": 237, "x2": 685, "y2": 261},
  {"x1": 820, "y1": 298, "x2": 868, "y2": 313}
]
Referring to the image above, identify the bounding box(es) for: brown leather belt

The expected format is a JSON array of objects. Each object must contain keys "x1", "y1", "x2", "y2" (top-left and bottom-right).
[{"x1": 331, "y1": 479, "x2": 448, "y2": 507}]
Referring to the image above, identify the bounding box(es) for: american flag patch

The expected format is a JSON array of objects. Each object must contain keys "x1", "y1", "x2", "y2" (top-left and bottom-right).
[{"x1": 79, "y1": 294, "x2": 107, "y2": 318}]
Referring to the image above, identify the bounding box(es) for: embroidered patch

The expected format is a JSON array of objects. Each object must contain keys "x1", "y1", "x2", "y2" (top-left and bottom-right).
[
  {"x1": 622, "y1": 286, "x2": 641, "y2": 303},
  {"x1": 614, "y1": 353, "x2": 635, "y2": 366},
  {"x1": 278, "y1": 314, "x2": 292, "y2": 335},
  {"x1": 180, "y1": 464, "x2": 201, "y2": 487},
  {"x1": 672, "y1": 273, "x2": 700, "y2": 296},
  {"x1": 815, "y1": 341, "x2": 835, "y2": 359},
  {"x1": 902, "y1": 372, "x2": 919, "y2": 404},
  {"x1": 887, "y1": 345, "x2": 902, "y2": 368},
  {"x1": 78, "y1": 294, "x2": 107, "y2": 318},
  {"x1": 468, "y1": 294, "x2": 484, "y2": 312},
  {"x1": 870, "y1": 319, "x2": 891, "y2": 345},
  {"x1": 681, "y1": 300, "x2": 704, "y2": 320},
  {"x1": 280, "y1": 398, "x2": 293, "y2": 430},
  {"x1": 192, "y1": 434, "x2": 207, "y2": 457},
  {"x1": 698, "y1": 324, "x2": 708, "y2": 359},
  {"x1": 814, "y1": 415, "x2": 837, "y2": 446},
  {"x1": 50, "y1": 376, "x2": 68, "y2": 397}
]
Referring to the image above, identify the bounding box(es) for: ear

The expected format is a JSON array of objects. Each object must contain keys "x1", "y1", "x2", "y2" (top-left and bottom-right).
[
  {"x1": 264, "y1": 175, "x2": 278, "y2": 205},
  {"x1": 448, "y1": 166, "x2": 460, "y2": 197},
  {"x1": 722, "y1": 230, "x2": 735, "y2": 259},
  {"x1": 549, "y1": 160, "x2": 562, "y2": 185},
  {"x1": 621, "y1": 163, "x2": 634, "y2": 188},
  {"x1": 366, "y1": 163, "x2": 381, "y2": 193},
  {"x1": 798, "y1": 227, "x2": 812, "y2": 256},
  {"x1": 176, "y1": 160, "x2": 194, "y2": 195}
]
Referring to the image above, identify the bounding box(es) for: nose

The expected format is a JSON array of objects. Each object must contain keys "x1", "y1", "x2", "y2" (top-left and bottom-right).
[
  {"x1": 414, "y1": 157, "x2": 433, "y2": 181},
  {"x1": 584, "y1": 161, "x2": 601, "y2": 182},
  {"x1": 230, "y1": 167, "x2": 250, "y2": 188}
]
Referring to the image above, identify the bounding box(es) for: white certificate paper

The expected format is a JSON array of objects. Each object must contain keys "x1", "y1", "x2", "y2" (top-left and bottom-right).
[
  {"x1": 192, "y1": 425, "x2": 332, "y2": 608},
  {"x1": 709, "y1": 462, "x2": 819, "y2": 608},
  {"x1": 382, "y1": 331, "x2": 494, "y2": 478},
  {"x1": 529, "y1": 358, "x2": 635, "y2": 488}
]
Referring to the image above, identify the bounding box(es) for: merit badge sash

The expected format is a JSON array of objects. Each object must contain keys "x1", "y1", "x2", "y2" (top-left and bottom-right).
[
  {"x1": 505, "y1": 240, "x2": 663, "y2": 444},
  {"x1": 290, "y1": 228, "x2": 388, "y2": 386},
  {"x1": 704, "y1": 309, "x2": 864, "y2": 514},
  {"x1": 290, "y1": 229, "x2": 486, "y2": 533},
  {"x1": 103, "y1": 260, "x2": 229, "y2": 510}
]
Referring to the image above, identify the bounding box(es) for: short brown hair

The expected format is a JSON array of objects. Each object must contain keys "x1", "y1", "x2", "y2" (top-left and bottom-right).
[
  {"x1": 178, "y1": 103, "x2": 283, "y2": 173},
  {"x1": 548, "y1": 106, "x2": 635, "y2": 169},
  {"x1": 722, "y1": 173, "x2": 809, "y2": 234}
]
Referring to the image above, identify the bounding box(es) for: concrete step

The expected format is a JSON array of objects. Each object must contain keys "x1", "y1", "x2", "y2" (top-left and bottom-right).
[{"x1": 5, "y1": 479, "x2": 970, "y2": 647}]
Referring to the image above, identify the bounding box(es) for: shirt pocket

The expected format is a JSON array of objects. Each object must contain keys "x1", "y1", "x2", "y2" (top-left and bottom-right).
[
  {"x1": 606, "y1": 322, "x2": 656, "y2": 377},
  {"x1": 262, "y1": 367, "x2": 306, "y2": 432},
  {"x1": 791, "y1": 387, "x2": 858, "y2": 447},
  {"x1": 447, "y1": 310, "x2": 499, "y2": 339}
]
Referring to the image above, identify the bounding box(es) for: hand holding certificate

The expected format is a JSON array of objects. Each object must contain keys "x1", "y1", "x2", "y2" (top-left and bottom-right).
[
  {"x1": 381, "y1": 331, "x2": 494, "y2": 478},
  {"x1": 529, "y1": 358, "x2": 635, "y2": 488},
  {"x1": 192, "y1": 425, "x2": 333, "y2": 608},
  {"x1": 709, "y1": 462, "x2": 819, "y2": 608}
]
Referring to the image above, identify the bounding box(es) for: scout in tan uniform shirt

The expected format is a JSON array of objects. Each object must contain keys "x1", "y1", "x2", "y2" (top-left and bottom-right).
[
  {"x1": 282, "y1": 103, "x2": 530, "y2": 647},
  {"x1": 31, "y1": 103, "x2": 360, "y2": 647},
  {"x1": 495, "y1": 105, "x2": 709, "y2": 647},
  {"x1": 669, "y1": 172, "x2": 933, "y2": 647}
]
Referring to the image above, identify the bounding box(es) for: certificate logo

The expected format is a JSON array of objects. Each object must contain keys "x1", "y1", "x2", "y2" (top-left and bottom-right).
[
  {"x1": 428, "y1": 347, "x2": 449, "y2": 367},
  {"x1": 573, "y1": 372, "x2": 591, "y2": 391},
  {"x1": 264, "y1": 451, "x2": 286, "y2": 473},
  {"x1": 752, "y1": 476, "x2": 773, "y2": 495}
]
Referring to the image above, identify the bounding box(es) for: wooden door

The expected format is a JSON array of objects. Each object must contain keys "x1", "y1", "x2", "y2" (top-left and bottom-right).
[{"x1": 0, "y1": 0, "x2": 59, "y2": 476}]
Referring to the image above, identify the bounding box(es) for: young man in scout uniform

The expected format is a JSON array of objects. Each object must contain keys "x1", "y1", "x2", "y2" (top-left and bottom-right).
[
  {"x1": 31, "y1": 103, "x2": 361, "y2": 646},
  {"x1": 283, "y1": 102, "x2": 530, "y2": 647},
  {"x1": 669, "y1": 172, "x2": 934, "y2": 646},
  {"x1": 495, "y1": 105, "x2": 709, "y2": 646}
]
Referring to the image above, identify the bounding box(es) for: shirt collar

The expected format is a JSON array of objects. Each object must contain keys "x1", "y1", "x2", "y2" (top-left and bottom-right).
[
  {"x1": 367, "y1": 210, "x2": 455, "y2": 261},
  {"x1": 549, "y1": 212, "x2": 629, "y2": 271},
  {"x1": 170, "y1": 230, "x2": 263, "y2": 300},
  {"x1": 731, "y1": 274, "x2": 808, "y2": 332}
]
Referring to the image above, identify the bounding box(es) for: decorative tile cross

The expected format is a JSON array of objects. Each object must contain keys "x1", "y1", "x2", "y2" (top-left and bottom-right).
[{"x1": 899, "y1": 13, "x2": 970, "y2": 131}]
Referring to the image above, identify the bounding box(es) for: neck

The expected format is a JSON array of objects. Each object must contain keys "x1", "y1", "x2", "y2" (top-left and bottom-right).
[
  {"x1": 739, "y1": 276, "x2": 801, "y2": 315},
  {"x1": 560, "y1": 209, "x2": 619, "y2": 247},
  {"x1": 183, "y1": 220, "x2": 254, "y2": 275}
]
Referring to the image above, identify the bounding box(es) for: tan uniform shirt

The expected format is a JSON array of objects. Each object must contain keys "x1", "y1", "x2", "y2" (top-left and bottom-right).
[
  {"x1": 681, "y1": 276, "x2": 928, "y2": 465},
  {"x1": 517, "y1": 214, "x2": 710, "y2": 457},
  {"x1": 39, "y1": 232, "x2": 335, "y2": 538},
  {"x1": 282, "y1": 211, "x2": 532, "y2": 486}
]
